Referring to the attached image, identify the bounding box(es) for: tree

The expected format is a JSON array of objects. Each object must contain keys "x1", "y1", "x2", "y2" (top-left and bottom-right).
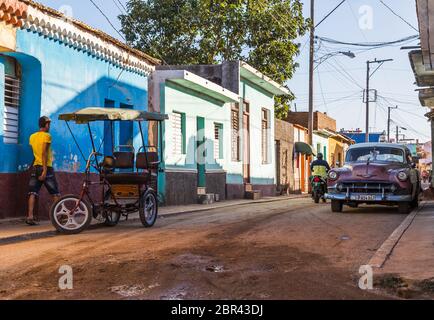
[{"x1": 120, "y1": 0, "x2": 309, "y2": 118}]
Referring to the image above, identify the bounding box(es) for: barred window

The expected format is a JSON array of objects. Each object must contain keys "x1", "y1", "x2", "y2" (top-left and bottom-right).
[
  {"x1": 172, "y1": 112, "x2": 185, "y2": 155},
  {"x1": 262, "y1": 108, "x2": 270, "y2": 164},
  {"x1": 214, "y1": 123, "x2": 223, "y2": 160},
  {"x1": 3, "y1": 73, "x2": 21, "y2": 144},
  {"x1": 231, "y1": 104, "x2": 240, "y2": 161}
]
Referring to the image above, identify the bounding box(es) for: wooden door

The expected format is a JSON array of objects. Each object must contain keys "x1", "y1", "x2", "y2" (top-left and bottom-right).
[{"x1": 242, "y1": 103, "x2": 250, "y2": 184}]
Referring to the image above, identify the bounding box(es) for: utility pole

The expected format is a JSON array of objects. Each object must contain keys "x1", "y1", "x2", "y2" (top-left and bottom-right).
[
  {"x1": 396, "y1": 126, "x2": 408, "y2": 143},
  {"x1": 396, "y1": 125, "x2": 399, "y2": 144},
  {"x1": 365, "y1": 58, "x2": 394, "y2": 142},
  {"x1": 307, "y1": 0, "x2": 346, "y2": 146},
  {"x1": 365, "y1": 61, "x2": 370, "y2": 143},
  {"x1": 308, "y1": 0, "x2": 315, "y2": 146},
  {"x1": 387, "y1": 105, "x2": 398, "y2": 142}
]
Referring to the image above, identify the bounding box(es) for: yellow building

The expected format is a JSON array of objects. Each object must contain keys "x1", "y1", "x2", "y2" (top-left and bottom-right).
[{"x1": 328, "y1": 133, "x2": 354, "y2": 168}]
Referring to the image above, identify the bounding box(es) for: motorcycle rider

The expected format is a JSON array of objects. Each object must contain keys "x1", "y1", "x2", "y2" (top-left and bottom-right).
[
  {"x1": 310, "y1": 153, "x2": 331, "y2": 198},
  {"x1": 311, "y1": 153, "x2": 331, "y2": 178}
]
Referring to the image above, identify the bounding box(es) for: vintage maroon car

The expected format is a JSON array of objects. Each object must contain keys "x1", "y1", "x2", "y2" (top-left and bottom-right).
[{"x1": 326, "y1": 143, "x2": 420, "y2": 214}]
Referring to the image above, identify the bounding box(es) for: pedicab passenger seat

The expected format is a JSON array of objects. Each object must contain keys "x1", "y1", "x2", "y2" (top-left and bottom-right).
[
  {"x1": 136, "y1": 152, "x2": 160, "y2": 171},
  {"x1": 113, "y1": 151, "x2": 134, "y2": 169},
  {"x1": 104, "y1": 151, "x2": 149, "y2": 185}
]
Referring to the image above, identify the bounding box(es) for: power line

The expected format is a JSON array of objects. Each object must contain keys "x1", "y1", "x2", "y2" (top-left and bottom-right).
[
  {"x1": 315, "y1": 0, "x2": 346, "y2": 28},
  {"x1": 323, "y1": 60, "x2": 364, "y2": 90},
  {"x1": 316, "y1": 67, "x2": 328, "y2": 113},
  {"x1": 346, "y1": 1, "x2": 368, "y2": 41},
  {"x1": 317, "y1": 34, "x2": 419, "y2": 48},
  {"x1": 378, "y1": 102, "x2": 430, "y2": 139},
  {"x1": 88, "y1": 0, "x2": 126, "y2": 41},
  {"x1": 111, "y1": 0, "x2": 125, "y2": 15},
  {"x1": 379, "y1": 0, "x2": 419, "y2": 33},
  {"x1": 116, "y1": 0, "x2": 128, "y2": 13},
  {"x1": 378, "y1": 96, "x2": 427, "y2": 120}
]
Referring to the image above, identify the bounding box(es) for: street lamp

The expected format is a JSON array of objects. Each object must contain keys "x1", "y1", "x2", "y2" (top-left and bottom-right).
[{"x1": 314, "y1": 51, "x2": 356, "y2": 69}]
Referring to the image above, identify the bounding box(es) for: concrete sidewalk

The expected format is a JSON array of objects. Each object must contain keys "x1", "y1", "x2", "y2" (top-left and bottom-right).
[
  {"x1": 0, "y1": 194, "x2": 307, "y2": 243},
  {"x1": 379, "y1": 201, "x2": 434, "y2": 281}
]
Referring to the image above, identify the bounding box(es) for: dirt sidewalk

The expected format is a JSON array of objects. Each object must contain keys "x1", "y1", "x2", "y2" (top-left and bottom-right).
[
  {"x1": 0, "y1": 195, "x2": 307, "y2": 243},
  {"x1": 375, "y1": 201, "x2": 434, "y2": 298}
]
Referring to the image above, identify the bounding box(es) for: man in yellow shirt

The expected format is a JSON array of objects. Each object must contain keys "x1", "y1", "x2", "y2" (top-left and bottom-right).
[{"x1": 26, "y1": 116, "x2": 61, "y2": 225}]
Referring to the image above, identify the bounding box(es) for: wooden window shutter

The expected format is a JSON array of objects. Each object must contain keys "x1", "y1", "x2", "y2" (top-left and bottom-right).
[
  {"x1": 172, "y1": 112, "x2": 183, "y2": 155},
  {"x1": 231, "y1": 105, "x2": 240, "y2": 161}
]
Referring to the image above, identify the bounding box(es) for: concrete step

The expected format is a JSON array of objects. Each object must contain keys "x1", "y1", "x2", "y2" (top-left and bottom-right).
[
  {"x1": 245, "y1": 190, "x2": 262, "y2": 200},
  {"x1": 245, "y1": 184, "x2": 253, "y2": 192},
  {"x1": 198, "y1": 194, "x2": 215, "y2": 205},
  {"x1": 197, "y1": 187, "x2": 207, "y2": 195}
]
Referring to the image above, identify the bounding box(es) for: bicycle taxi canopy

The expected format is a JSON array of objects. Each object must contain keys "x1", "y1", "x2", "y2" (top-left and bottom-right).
[{"x1": 59, "y1": 107, "x2": 168, "y2": 123}]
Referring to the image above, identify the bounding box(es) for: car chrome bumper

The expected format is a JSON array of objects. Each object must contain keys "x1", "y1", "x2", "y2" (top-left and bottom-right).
[{"x1": 325, "y1": 193, "x2": 412, "y2": 202}]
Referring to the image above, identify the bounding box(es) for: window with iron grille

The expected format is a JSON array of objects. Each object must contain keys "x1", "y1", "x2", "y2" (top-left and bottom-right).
[
  {"x1": 214, "y1": 123, "x2": 223, "y2": 160},
  {"x1": 172, "y1": 112, "x2": 185, "y2": 155},
  {"x1": 262, "y1": 108, "x2": 270, "y2": 164},
  {"x1": 231, "y1": 105, "x2": 240, "y2": 161},
  {"x1": 3, "y1": 74, "x2": 21, "y2": 144}
]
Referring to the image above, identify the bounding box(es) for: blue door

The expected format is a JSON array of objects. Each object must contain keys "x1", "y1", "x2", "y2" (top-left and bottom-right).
[
  {"x1": 104, "y1": 99, "x2": 115, "y2": 156},
  {"x1": 119, "y1": 103, "x2": 134, "y2": 147}
]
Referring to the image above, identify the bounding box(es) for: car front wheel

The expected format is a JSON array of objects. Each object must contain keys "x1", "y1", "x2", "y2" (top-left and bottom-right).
[{"x1": 331, "y1": 200, "x2": 343, "y2": 213}]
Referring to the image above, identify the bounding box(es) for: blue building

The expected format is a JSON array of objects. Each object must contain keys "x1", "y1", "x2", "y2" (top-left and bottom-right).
[
  {"x1": 0, "y1": 0, "x2": 158, "y2": 218},
  {"x1": 340, "y1": 130, "x2": 387, "y2": 144}
]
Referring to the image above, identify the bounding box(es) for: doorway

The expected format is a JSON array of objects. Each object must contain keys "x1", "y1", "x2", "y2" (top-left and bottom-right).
[
  {"x1": 197, "y1": 116, "x2": 206, "y2": 188},
  {"x1": 242, "y1": 102, "x2": 251, "y2": 184}
]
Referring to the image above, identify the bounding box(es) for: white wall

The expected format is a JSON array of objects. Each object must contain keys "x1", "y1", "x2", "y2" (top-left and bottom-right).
[{"x1": 240, "y1": 79, "x2": 276, "y2": 185}]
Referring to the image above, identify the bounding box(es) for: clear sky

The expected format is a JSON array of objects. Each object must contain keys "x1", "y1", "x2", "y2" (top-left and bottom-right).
[{"x1": 38, "y1": 0, "x2": 429, "y2": 142}]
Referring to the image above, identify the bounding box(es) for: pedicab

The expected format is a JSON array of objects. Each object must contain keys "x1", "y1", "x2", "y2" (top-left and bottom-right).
[{"x1": 50, "y1": 107, "x2": 168, "y2": 234}]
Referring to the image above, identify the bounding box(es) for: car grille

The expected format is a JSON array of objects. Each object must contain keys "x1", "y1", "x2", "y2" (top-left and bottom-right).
[{"x1": 340, "y1": 182, "x2": 395, "y2": 194}]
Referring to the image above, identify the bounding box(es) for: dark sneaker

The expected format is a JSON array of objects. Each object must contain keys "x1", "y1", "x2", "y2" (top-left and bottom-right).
[{"x1": 25, "y1": 218, "x2": 39, "y2": 226}]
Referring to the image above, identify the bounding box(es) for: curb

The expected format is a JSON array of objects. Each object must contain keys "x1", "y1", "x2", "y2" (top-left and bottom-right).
[
  {"x1": 0, "y1": 230, "x2": 57, "y2": 245},
  {"x1": 0, "y1": 223, "x2": 106, "y2": 246},
  {"x1": 157, "y1": 194, "x2": 308, "y2": 219},
  {"x1": 368, "y1": 203, "x2": 423, "y2": 269},
  {"x1": 0, "y1": 195, "x2": 308, "y2": 245}
]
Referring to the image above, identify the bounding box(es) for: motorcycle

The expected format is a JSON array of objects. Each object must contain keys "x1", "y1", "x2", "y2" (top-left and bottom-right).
[{"x1": 311, "y1": 176, "x2": 327, "y2": 204}]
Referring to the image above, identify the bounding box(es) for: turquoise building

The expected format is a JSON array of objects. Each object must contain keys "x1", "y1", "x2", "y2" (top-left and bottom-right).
[
  {"x1": 0, "y1": 0, "x2": 158, "y2": 218},
  {"x1": 150, "y1": 62, "x2": 289, "y2": 205}
]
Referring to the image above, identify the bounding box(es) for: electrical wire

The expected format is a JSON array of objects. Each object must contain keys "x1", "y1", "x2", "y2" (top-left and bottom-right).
[
  {"x1": 315, "y1": 0, "x2": 346, "y2": 28},
  {"x1": 379, "y1": 0, "x2": 419, "y2": 33},
  {"x1": 323, "y1": 60, "x2": 364, "y2": 90},
  {"x1": 316, "y1": 34, "x2": 419, "y2": 48},
  {"x1": 377, "y1": 101, "x2": 430, "y2": 139},
  {"x1": 346, "y1": 1, "x2": 368, "y2": 41},
  {"x1": 88, "y1": 0, "x2": 126, "y2": 41}
]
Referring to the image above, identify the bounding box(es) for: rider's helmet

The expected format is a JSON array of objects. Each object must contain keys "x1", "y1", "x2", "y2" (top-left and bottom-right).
[{"x1": 317, "y1": 153, "x2": 324, "y2": 160}]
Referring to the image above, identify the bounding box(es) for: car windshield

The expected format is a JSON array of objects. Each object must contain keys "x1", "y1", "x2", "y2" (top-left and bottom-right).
[{"x1": 346, "y1": 147, "x2": 405, "y2": 164}]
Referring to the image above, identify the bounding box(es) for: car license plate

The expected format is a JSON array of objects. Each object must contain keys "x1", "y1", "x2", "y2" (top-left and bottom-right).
[{"x1": 351, "y1": 194, "x2": 377, "y2": 201}]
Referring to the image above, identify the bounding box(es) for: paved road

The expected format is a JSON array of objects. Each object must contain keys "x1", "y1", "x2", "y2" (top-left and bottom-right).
[{"x1": 0, "y1": 198, "x2": 408, "y2": 300}]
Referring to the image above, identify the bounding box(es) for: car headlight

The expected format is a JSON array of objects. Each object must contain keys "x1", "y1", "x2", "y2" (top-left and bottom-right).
[
  {"x1": 397, "y1": 171, "x2": 408, "y2": 182},
  {"x1": 329, "y1": 171, "x2": 338, "y2": 180}
]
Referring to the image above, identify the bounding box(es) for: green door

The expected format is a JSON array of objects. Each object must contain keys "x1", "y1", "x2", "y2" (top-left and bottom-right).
[{"x1": 197, "y1": 117, "x2": 206, "y2": 188}]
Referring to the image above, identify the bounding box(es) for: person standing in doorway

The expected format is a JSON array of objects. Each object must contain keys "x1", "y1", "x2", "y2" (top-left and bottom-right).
[{"x1": 26, "y1": 116, "x2": 61, "y2": 226}]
